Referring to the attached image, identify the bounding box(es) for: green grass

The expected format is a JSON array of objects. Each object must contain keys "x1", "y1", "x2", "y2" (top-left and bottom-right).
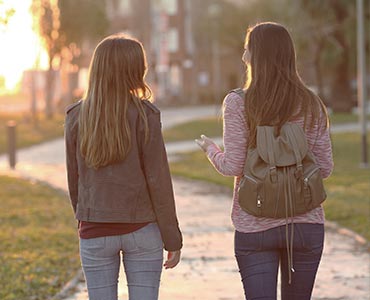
[
  {"x1": 329, "y1": 112, "x2": 364, "y2": 124},
  {"x1": 170, "y1": 132, "x2": 370, "y2": 241},
  {"x1": 0, "y1": 112, "x2": 65, "y2": 155},
  {"x1": 163, "y1": 113, "x2": 362, "y2": 143},
  {"x1": 0, "y1": 176, "x2": 80, "y2": 300},
  {"x1": 324, "y1": 133, "x2": 370, "y2": 240},
  {"x1": 163, "y1": 117, "x2": 223, "y2": 143}
]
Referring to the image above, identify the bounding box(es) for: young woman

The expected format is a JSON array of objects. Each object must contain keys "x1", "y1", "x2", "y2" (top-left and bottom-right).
[
  {"x1": 196, "y1": 22, "x2": 333, "y2": 300},
  {"x1": 65, "y1": 34, "x2": 182, "y2": 300}
]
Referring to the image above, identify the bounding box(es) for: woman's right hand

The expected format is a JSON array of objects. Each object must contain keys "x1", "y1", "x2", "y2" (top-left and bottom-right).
[
  {"x1": 164, "y1": 250, "x2": 181, "y2": 269},
  {"x1": 195, "y1": 134, "x2": 214, "y2": 152}
]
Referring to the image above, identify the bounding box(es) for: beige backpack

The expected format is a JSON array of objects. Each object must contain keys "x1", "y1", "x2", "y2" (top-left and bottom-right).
[{"x1": 238, "y1": 122, "x2": 327, "y2": 219}]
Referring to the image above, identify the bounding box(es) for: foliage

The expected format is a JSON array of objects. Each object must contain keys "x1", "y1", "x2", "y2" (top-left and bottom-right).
[
  {"x1": 169, "y1": 132, "x2": 370, "y2": 241},
  {"x1": 58, "y1": 0, "x2": 109, "y2": 68},
  {"x1": 0, "y1": 0, "x2": 14, "y2": 26},
  {"x1": 30, "y1": 0, "x2": 109, "y2": 118},
  {"x1": 193, "y1": 0, "x2": 368, "y2": 112},
  {"x1": 58, "y1": 0, "x2": 108, "y2": 46},
  {"x1": 298, "y1": 0, "x2": 357, "y2": 112},
  {"x1": 0, "y1": 175, "x2": 79, "y2": 300},
  {"x1": 31, "y1": 0, "x2": 62, "y2": 119},
  {"x1": 31, "y1": 0, "x2": 61, "y2": 65}
]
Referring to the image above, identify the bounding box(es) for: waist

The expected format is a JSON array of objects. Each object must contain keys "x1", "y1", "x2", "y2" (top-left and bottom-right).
[{"x1": 79, "y1": 221, "x2": 150, "y2": 239}]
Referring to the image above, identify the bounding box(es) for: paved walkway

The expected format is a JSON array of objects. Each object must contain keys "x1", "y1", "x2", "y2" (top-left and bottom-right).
[{"x1": 0, "y1": 106, "x2": 369, "y2": 300}]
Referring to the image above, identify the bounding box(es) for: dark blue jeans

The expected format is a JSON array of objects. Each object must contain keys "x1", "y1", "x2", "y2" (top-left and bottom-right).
[{"x1": 235, "y1": 223, "x2": 324, "y2": 300}]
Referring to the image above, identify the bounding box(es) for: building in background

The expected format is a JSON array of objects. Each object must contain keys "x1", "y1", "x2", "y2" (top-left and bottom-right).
[
  {"x1": 104, "y1": 0, "x2": 242, "y2": 105},
  {"x1": 21, "y1": 0, "x2": 244, "y2": 109}
]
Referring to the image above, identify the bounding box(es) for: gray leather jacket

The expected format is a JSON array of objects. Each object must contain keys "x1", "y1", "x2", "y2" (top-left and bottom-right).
[{"x1": 64, "y1": 100, "x2": 182, "y2": 251}]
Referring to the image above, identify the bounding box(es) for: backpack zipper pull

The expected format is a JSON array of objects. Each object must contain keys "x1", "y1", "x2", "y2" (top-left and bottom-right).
[{"x1": 257, "y1": 196, "x2": 262, "y2": 208}]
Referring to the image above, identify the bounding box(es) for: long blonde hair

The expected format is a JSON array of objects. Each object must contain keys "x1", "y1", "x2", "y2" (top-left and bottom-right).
[
  {"x1": 243, "y1": 22, "x2": 328, "y2": 148},
  {"x1": 79, "y1": 34, "x2": 152, "y2": 169}
]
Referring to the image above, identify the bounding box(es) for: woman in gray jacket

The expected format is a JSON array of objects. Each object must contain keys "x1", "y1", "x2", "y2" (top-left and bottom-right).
[{"x1": 65, "y1": 34, "x2": 182, "y2": 300}]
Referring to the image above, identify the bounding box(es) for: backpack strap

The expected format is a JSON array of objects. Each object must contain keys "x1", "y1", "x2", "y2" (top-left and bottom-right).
[
  {"x1": 230, "y1": 88, "x2": 245, "y2": 99},
  {"x1": 266, "y1": 128, "x2": 278, "y2": 183},
  {"x1": 285, "y1": 125, "x2": 304, "y2": 177}
]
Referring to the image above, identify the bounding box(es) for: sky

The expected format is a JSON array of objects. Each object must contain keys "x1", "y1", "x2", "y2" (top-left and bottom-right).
[{"x1": 0, "y1": 0, "x2": 47, "y2": 90}]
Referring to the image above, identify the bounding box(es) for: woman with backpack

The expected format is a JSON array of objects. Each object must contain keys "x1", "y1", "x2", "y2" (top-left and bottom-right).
[
  {"x1": 65, "y1": 34, "x2": 182, "y2": 300},
  {"x1": 196, "y1": 22, "x2": 333, "y2": 299}
]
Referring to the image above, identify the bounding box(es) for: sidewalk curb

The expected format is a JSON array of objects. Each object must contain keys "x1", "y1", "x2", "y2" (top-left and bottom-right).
[
  {"x1": 325, "y1": 220, "x2": 369, "y2": 248},
  {"x1": 50, "y1": 269, "x2": 84, "y2": 300}
]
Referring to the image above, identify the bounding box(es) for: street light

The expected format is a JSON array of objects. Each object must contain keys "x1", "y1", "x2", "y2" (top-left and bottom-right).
[
  {"x1": 356, "y1": 0, "x2": 368, "y2": 168},
  {"x1": 208, "y1": 3, "x2": 222, "y2": 104}
]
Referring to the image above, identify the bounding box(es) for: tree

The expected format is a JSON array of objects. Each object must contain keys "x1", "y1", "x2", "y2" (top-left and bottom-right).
[
  {"x1": 192, "y1": 0, "x2": 305, "y2": 97},
  {"x1": 57, "y1": 0, "x2": 108, "y2": 106},
  {"x1": 298, "y1": 0, "x2": 357, "y2": 112},
  {"x1": 31, "y1": 0, "x2": 62, "y2": 119},
  {"x1": 31, "y1": 0, "x2": 109, "y2": 117},
  {"x1": 58, "y1": 0, "x2": 109, "y2": 69},
  {"x1": 195, "y1": 0, "x2": 360, "y2": 112},
  {"x1": 0, "y1": 0, "x2": 14, "y2": 27}
]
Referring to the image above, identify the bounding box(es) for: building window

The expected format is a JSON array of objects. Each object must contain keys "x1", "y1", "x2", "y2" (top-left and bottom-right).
[
  {"x1": 118, "y1": 0, "x2": 131, "y2": 16},
  {"x1": 169, "y1": 64, "x2": 181, "y2": 93},
  {"x1": 162, "y1": 0, "x2": 177, "y2": 15},
  {"x1": 167, "y1": 28, "x2": 178, "y2": 53}
]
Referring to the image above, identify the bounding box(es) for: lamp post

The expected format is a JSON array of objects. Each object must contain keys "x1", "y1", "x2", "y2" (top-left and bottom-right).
[
  {"x1": 208, "y1": 3, "x2": 222, "y2": 104},
  {"x1": 7, "y1": 120, "x2": 16, "y2": 169},
  {"x1": 356, "y1": 0, "x2": 368, "y2": 168}
]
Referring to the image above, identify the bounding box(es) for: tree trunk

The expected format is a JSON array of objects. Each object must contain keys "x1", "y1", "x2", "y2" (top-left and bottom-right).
[
  {"x1": 313, "y1": 37, "x2": 327, "y2": 104},
  {"x1": 328, "y1": 0, "x2": 353, "y2": 112},
  {"x1": 329, "y1": 29, "x2": 353, "y2": 112}
]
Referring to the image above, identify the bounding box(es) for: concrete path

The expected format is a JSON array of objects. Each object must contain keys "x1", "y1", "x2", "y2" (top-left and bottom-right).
[{"x1": 0, "y1": 106, "x2": 369, "y2": 300}]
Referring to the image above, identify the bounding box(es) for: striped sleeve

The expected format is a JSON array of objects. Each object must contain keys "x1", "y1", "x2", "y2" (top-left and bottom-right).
[
  {"x1": 311, "y1": 115, "x2": 334, "y2": 179},
  {"x1": 206, "y1": 93, "x2": 248, "y2": 176}
]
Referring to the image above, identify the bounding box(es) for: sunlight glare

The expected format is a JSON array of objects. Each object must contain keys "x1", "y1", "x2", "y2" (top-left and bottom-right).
[{"x1": 0, "y1": 0, "x2": 47, "y2": 91}]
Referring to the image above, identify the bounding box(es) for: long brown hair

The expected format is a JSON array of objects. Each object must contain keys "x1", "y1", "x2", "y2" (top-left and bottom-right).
[
  {"x1": 79, "y1": 34, "x2": 151, "y2": 169},
  {"x1": 243, "y1": 22, "x2": 328, "y2": 148}
]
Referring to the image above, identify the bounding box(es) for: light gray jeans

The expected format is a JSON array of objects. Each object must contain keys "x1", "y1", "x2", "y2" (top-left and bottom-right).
[{"x1": 79, "y1": 222, "x2": 164, "y2": 300}]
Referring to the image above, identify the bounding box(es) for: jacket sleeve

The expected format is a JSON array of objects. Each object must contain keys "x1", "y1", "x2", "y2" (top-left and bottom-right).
[
  {"x1": 141, "y1": 110, "x2": 183, "y2": 251},
  {"x1": 64, "y1": 115, "x2": 79, "y2": 214}
]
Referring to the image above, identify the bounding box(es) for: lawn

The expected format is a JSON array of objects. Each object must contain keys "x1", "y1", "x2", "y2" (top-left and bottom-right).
[
  {"x1": 163, "y1": 117, "x2": 223, "y2": 143},
  {"x1": 0, "y1": 176, "x2": 80, "y2": 300},
  {"x1": 0, "y1": 106, "x2": 362, "y2": 154},
  {"x1": 329, "y1": 112, "x2": 363, "y2": 124},
  {"x1": 169, "y1": 132, "x2": 370, "y2": 241},
  {"x1": 0, "y1": 112, "x2": 65, "y2": 155},
  {"x1": 163, "y1": 112, "x2": 363, "y2": 143}
]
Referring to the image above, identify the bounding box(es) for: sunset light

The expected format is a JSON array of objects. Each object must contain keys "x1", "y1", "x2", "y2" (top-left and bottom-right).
[{"x1": 0, "y1": 0, "x2": 47, "y2": 91}]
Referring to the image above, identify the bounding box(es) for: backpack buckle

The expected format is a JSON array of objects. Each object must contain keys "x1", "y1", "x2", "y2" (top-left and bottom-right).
[{"x1": 270, "y1": 166, "x2": 277, "y2": 183}]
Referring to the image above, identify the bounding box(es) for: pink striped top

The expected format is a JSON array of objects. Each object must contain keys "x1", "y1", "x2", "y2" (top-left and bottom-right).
[{"x1": 206, "y1": 91, "x2": 334, "y2": 233}]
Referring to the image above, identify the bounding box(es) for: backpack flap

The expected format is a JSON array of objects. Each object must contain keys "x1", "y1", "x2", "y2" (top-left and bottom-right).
[{"x1": 256, "y1": 124, "x2": 308, "y2": 167}]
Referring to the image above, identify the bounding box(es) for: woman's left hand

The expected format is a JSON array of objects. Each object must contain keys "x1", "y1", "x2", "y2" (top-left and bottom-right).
[
  {"x1": 195, "y1": 134, "x2": 214, "y2": 152},
  {"x1": 164, "y1": 250, "x2": 181, "y2": 269}
]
